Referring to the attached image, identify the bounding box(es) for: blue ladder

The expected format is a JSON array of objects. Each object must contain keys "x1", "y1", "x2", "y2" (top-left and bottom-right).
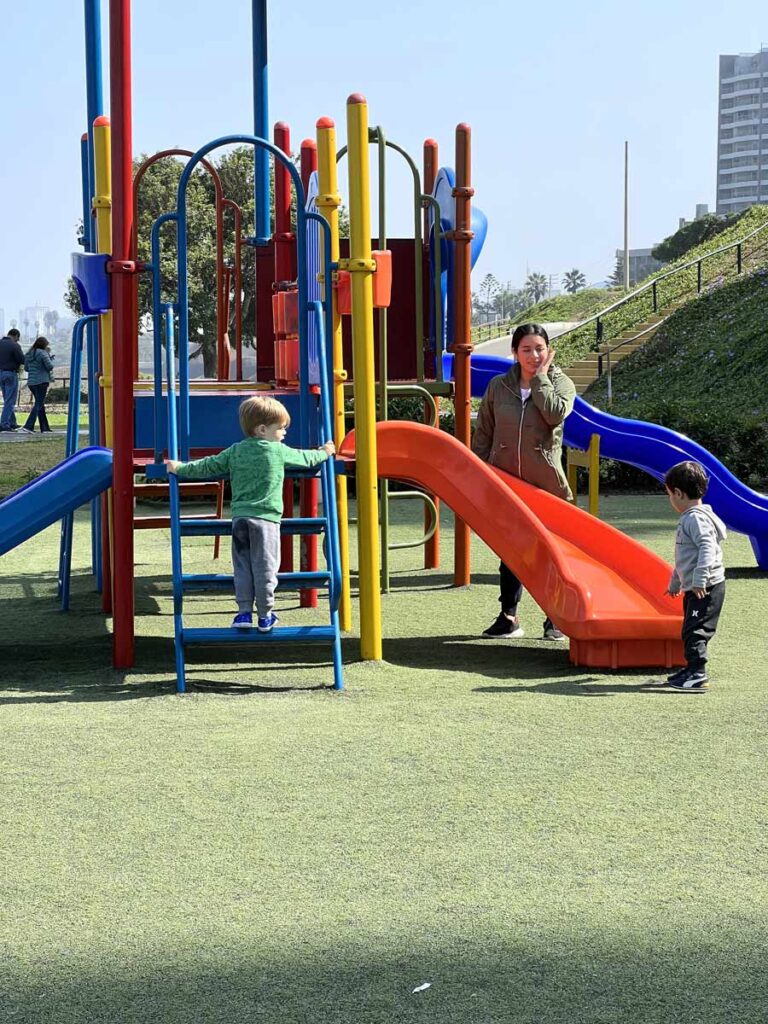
[{"x1": 161, "y1": 301, "x2": 343, "y2": 693}]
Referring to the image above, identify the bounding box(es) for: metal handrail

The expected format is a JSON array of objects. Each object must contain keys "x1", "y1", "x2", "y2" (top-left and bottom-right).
[{"x1": 558, "y1": 215, "x2": 768, "y2": 347}]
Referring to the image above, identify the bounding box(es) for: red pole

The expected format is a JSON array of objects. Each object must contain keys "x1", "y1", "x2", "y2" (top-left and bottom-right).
[
  {"x1": 422, "y1": 138, "x2": 440, "y2": 570},
  {"x1": 223, "y1": 199, "x2": 244, "y2": 379},
  {"x1": 299, "y1": 138, "x2": 319, "y2": 608},
  {"x1": 274, "y1": 122, "x2": 295, "y2": 572},
  {"x1": 109, "y1": 0, "x2": 135, "y2": 667},
  {"x1": 451, "y1": 124, "x2": 474, "y2": 587}
]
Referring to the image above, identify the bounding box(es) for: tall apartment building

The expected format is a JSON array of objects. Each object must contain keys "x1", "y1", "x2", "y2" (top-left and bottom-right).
[{"x1": 716, "y1": 49, "x2": 768, "y2": 214}]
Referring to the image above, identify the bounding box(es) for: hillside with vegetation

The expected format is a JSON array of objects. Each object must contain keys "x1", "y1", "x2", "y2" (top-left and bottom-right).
[
  {"x1": 556, "y1": 204, "x2": 768, "y2": 370},
  {"x1": 583, "y1": 267, "x2": 768, "y2": 489},
  {"x1": 515, "y1": 287, "x2": 622, "y2": 324}
]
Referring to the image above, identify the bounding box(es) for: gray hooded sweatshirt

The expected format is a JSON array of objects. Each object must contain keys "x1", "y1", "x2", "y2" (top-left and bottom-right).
[{"x1": 669, "y1": 503, "x2": 727, "y2": 594}]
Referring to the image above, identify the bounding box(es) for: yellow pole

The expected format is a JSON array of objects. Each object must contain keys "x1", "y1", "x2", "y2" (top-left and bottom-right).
[
  {"x1": 345, "y1": 94, "x2": 382, "y2": 660},
  {"x1": 316, "y1": 116, "x2": 352, "y2": 632},
  {"x1": 588, "y1": 433, "x2": 600, "y2": 517},
  {"x1": 92, "y1": 115, "x2": 116, "y2": 597},
  {"x1": 92, "y1": 116, "x2": 114, "y2": 450}
]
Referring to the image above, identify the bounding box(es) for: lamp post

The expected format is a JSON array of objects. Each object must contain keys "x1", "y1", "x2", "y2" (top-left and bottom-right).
[{"x1": 623, "y1": 140, "x2": 630, "y2": 291}]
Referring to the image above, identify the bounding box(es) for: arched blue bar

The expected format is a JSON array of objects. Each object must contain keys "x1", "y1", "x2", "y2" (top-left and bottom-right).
[{"x1": 175, "y1": 134, "x2": 309, "y2": 451}]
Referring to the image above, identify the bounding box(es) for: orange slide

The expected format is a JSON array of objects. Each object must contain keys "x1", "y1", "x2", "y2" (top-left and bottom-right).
[{"x1": 340, "y1": 422, "x2": 684, "y2": 669}]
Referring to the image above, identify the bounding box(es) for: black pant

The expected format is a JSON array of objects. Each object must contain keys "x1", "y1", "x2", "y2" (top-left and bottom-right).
[
  {"x1": 682, "y1": 582, "x2": 725, "y2": 670},
  {"x1": 24, "y1": 383, "x2": 50, "y2": 432},
  {"x1": 499, "y1": 561, "x2": 554, "y2": 628}
]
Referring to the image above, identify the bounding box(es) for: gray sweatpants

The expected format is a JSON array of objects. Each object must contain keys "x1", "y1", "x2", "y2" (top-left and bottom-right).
[{"x1": 231, "y1": 517, "x2": 281, "y2": 617}]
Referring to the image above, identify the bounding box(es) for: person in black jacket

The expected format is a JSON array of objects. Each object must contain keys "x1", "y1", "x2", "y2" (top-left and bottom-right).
[{"x1": 0, "y1": 328, "x2": 25, "y2": 431}]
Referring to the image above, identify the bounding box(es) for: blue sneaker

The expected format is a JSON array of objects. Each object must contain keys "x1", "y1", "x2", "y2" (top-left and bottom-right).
[
  {"x1": 257, "y1": 612, "x2": 279, "y2": 633},
  {"x1": 232, "y1": 612, "x2": 253, "y2": 629}
]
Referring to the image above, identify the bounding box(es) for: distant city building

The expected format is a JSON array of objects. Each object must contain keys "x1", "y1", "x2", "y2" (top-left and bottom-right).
[
  {"x1": 17, "y1": 304, "x2": 50, "y2": 343},
  {"x1": 615, "y1": 248, "x2": 665, "y2": 286},
  {"x1": 678, "y1": 204, "x2": 710, "y2": 229},
  {"x1": 716, "y1": 48, "x2": 768, "y2": 214}
]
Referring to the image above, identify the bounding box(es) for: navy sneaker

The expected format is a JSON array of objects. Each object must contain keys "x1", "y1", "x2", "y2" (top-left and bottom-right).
[
  {"x1": 232, "y1": 612, "x2": 253, "y2": 629},
  {"x1": 667, "y1": 668, "x2": 709, "y2": 692},
  {"x1": 665, "y1": 667, "x2": 688, "y2": 685},
  {"x1": 482, "y1": 613, "x2": 524, "y2": 638},
  {"x1": 257, "y1": 612, "x2": 279, "y2": 633}
]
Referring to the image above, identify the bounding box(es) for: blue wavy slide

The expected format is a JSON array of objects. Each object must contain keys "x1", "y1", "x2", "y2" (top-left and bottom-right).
[
  {"x1": 0, "y1": 447, "x2": 112, "y2": 556},
  {"x1": 443, "y1": 352, "x2": 768, "y2": 568}
]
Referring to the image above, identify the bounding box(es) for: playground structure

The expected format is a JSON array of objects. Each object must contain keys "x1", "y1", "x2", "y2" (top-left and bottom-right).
[{"x1": 3, "y1": 1, "x2": 768, "y2": 685}]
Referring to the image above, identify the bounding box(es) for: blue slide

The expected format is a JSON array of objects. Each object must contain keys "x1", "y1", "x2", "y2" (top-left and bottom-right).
[
  {"x1": 443, "y1": 352, "x2": 768, "y2": 568},
  {"x1": 0, "y1": 447, "x2": 112, "y2": 556}
]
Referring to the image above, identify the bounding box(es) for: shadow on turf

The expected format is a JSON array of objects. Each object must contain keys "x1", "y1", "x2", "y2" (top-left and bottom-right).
[
  {"x1": 382, "y1": 635, "x2": 673, "y2": 695},
  {"x1": 0, "y1": 631, "x2": 356, "y2": 704},
  {"x1": 725, "y1": 566, "x2": 768, "y2": 580},
  {"x1": 4, "y1": 941, "x2": 766, "y2": 1024}
]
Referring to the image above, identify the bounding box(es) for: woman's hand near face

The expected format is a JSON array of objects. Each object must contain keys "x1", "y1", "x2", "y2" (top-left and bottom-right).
[{"x1": 539, "y1": 347, "x2": 556, "y2": 375}]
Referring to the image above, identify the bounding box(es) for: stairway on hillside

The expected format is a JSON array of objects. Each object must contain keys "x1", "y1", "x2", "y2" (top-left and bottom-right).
[{"x1": 566, "y1": 303, "x2": 683, "y2": 395}]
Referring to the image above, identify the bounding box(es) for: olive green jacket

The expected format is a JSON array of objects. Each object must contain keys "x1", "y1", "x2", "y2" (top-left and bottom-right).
[{"x1": 471, "y1": 363, "x2": 576, "y2": 499}]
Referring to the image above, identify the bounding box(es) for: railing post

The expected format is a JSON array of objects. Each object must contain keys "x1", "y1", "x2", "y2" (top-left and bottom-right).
[
  {"x1": 697, "y1": 260, "x2": 702, "y2": 293},
  {"x1": 652, "y1": 280, "x2": 657, "y2": 313},
  {"x1": 737, "y1": 243, "x2": 742, "y2": 274}
]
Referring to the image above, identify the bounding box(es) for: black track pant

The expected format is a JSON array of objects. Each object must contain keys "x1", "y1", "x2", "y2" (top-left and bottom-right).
[
  {"x1": 499, "y1": 561, "x2": 555, "y2": 630},
  {"x1": 682, "y1": 581, "x2": 725, "y2": 671}
]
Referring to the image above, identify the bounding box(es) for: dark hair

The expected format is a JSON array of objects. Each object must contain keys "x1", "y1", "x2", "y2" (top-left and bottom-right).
[
  {"x1": 8, "y1": 328, "x2": 20, "y2": 339},
  {"x1": 511, "y1": 323, "x2": 550, "y2": 350},
  {"x1": 664, "y1": 461, "x2": 708, "y2": 499},
  {"x1": 31, "y1": 336, "x2": 49, "y2": 351}
]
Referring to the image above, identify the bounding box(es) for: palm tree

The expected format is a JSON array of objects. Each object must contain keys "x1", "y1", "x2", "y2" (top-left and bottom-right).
[
  {"x1": 525, "y1": 272, "x2": 548, "y2": 304},
  {"x1": 562, "y1": 269, "x2": 587, "y2": 294},
  {"x1": 44, "y1": 309, "x2": 60, "y2": 339}
]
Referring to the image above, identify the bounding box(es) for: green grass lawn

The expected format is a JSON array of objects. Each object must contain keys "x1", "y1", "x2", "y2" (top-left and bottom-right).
[{"x1": 1, "y1": 494, "x2": 767, "y2": 1023}]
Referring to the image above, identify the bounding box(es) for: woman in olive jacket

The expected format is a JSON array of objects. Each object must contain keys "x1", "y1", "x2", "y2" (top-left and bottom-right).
[
  {"x1": 22, "y1": 336, "x2": 55, "y2": 433},
  {"x1": 472, "y1": 323, "x2": 576, "y2": 640}
]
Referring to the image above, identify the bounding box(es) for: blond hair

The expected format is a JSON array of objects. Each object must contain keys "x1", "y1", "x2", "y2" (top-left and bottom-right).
[{"x1": 239, "y1": 395, "x2": 291, "y2": 436}]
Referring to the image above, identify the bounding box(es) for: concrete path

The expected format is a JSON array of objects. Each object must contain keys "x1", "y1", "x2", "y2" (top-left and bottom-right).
[{"x1": 474, "y1": 321, "x2": 580, "y2": 358}]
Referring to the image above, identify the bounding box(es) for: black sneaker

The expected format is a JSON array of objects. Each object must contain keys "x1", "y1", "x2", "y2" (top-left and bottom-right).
[
  {"x1": 667, "y1": 669, "x2": 709, "y2": 692},
  {"x1": 482, "y1": 613, "x2": 524, "y2": 639},
  {"x1": 542, "y1": 619, "x2": 565, "y2": 641}
]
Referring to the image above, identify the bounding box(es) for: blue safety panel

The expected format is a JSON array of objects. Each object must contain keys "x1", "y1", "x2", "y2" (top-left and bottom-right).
[
  {"x1": 134, "y1": 389, "x2": 318, "y2": 451},
  {"x1": 71, "y1": 252, "x2": 111, "y2": 314}
]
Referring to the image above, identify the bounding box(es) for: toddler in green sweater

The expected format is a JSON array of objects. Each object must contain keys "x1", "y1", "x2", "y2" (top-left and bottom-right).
[{"x1": 167, "y1": 395, "x2": 334, "y2": 631}]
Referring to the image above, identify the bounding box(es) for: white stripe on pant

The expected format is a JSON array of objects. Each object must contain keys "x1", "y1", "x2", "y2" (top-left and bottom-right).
[{"x1": 232, "y1": 516, "x2": 281, "y2": 618}]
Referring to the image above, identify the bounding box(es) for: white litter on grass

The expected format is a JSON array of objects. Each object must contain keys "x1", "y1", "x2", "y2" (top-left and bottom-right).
[{"x1": 412, "y1": 982, "x2": 432, "y2": 994}]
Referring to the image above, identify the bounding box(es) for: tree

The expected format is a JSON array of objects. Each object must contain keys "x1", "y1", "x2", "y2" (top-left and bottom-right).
[
  {"x1": 477, "y1": 273, "x2": 500, "y2": 320},
  {"x1": 525, "y1": 272, "x2": 548, "y2": 303},
  {"x1": 44, "y1": 309, "x2": 60, "y2": 339},
  {"x1": 562, "y1": 269, "x2": 586, "y2": 294},
  {"x1": 64, "y1": 146, "x2": 351, "y2": 377},
  {"x1": 651, "y1": 213, "x2": 732, "y2": 263},
  {"x1": 608, "y1": 254, "x2": 625, "y2": 287}
]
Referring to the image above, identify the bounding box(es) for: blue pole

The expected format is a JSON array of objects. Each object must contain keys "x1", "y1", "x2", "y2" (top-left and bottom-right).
[
  {"x1": 252, "y1": 0, "x2": 270, "y2": 244},
  {"x1": 79, "y1": 136, "x2": 91, "y2": 250},
  {"x1": 83, "y1": 0, "x2": 104, "y2": 243},
  {"x1": 58, "y1": 315, "x2": 98, "y2": 609},
  {"x1": 83, "y1": 0, "x2": 104, "y2": 589}
]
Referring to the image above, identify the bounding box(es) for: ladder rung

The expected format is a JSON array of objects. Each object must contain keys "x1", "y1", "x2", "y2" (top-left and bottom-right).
[
  {"x1": 178, "y1": 517, "x2": 327, "y2": 537},
  {"x1": 182, "y1": 571, "x2": 331, "y2": 590},
  {"x1": 181, "y1": 625, "x2": 337, "y2": 644}
]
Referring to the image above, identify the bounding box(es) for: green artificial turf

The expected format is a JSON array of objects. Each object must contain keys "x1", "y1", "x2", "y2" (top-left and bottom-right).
[{"x1": 1, "y1": 495, "x2": 767, "y2": 1023}]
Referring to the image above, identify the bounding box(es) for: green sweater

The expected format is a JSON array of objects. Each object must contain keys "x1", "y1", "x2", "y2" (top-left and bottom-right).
[{"x1": 176, "y1": 437, "x2": 329, "y2": 522}]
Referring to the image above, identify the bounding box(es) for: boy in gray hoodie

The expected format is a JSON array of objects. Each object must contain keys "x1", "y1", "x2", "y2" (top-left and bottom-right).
[{"x1": 662, "y1": 461, "x2": 727, "y2": 691}]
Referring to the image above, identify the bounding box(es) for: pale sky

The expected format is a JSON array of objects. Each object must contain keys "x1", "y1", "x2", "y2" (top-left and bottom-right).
[{"x1": 1, "y1": 0, "x2": 766, "y2": 322}]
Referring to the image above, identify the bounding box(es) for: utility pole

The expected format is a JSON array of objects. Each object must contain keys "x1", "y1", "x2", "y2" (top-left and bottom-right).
[{"x1": 623, "y1": 140, "x2": 630, "y2": 291}]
